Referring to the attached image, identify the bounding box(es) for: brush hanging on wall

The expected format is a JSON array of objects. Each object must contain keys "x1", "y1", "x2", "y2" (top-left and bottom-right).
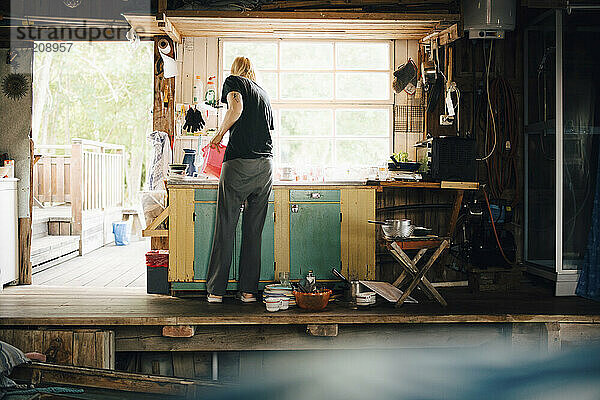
[{"x1": 2, "y1": 73, "x2": 29, "y2": 100}]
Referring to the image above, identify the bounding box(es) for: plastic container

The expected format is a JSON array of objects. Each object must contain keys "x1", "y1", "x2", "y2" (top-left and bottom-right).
[
  {"x1": 146, "y1": 250, "x2": 169, "y2": 294},
  {"x1": 192, "y1": 75, "x2": 203, "y2": 105},
  {"x1": 205, "y1": 75, "x2": 216, "y2": 107},
  {"x1": 265, "y1": 297, "x2": 280, "y2": 312},
  {"x1": 182, "y1": 149, "x2": 196, "y2": 176},
  {"x1": 201, "y1": 144, "x2": 226, "y2": 178},
  {"x1": 112, "y1": 221, "x2": 130, "y2": 246},
  {"x1": 279, "y1": 297, "x2": 290, "y2": 310},
  {"x1": 293, "y1": 289, "x2": 332, "y2": 311}
]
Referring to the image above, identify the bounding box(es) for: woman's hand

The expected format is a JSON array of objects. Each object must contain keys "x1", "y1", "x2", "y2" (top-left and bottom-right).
[{"x1": 209, "y1": 133, "x2": 223, "y2": 150}]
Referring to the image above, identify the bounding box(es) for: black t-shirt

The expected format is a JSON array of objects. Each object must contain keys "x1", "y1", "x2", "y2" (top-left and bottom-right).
[{"x1": 220, "y1": 75, "x2": 274, "y2": 162}]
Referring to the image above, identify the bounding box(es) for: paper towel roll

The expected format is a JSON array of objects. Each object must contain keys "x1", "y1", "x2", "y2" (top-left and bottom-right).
[{"x1": 158, "y1": 41, "x2": 177, "y2": 79}]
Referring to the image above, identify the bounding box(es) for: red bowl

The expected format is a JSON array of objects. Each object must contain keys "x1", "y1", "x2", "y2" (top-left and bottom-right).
[{"x1": 293, "y1": 289, "x2": 332, "y2": 311}]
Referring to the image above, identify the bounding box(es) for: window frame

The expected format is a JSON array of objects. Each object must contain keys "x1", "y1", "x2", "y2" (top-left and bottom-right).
[{"x1": 218, "y1": 38, "x2": 394, "y2": 167}]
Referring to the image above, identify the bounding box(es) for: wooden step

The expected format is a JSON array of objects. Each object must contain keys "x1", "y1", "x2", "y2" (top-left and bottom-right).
[
  {"x1": 31, "y1": 235, "x2": 80, "y2": 270},
  {"x1": 31, "y1": 217, "x2": 49, "y2": 239},
  {"x1": 48, "y1": 217, "x2": 72, "y2": 236}
]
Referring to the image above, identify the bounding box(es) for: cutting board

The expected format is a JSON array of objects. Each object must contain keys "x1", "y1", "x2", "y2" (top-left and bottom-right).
[{"x1": 359, "y1": 281, "x2": 418, "y2": 304}]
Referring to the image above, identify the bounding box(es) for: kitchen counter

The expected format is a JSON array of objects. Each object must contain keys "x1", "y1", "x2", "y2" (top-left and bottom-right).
[
  {"x1": 150, "y1": 181, "x2": 377, "y2": 293},
  {"x1": 167, "y1": 177, "x2": 373, "y2": 188}
]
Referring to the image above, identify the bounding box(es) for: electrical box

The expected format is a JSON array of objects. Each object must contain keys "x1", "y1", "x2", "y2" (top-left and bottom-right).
[{"x1": 463, "y1": 0, "x2": 516, "y2": 39}]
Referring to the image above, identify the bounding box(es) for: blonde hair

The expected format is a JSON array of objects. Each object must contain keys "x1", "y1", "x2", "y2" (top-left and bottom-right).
[{"x1": 230, "y1": 57, "x2": 256, "y2": 82}]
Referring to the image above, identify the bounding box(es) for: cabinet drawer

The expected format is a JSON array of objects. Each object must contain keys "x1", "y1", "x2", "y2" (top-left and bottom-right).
[
  {"x1": 289, "y1": 189, "x2": 340, "y2": 202},
  {"x1": 195, "y1": 189, "x2": 274, "y2": 202},
  {"x1": 194, "y1": 189, "x2": 217, "y2": 201}
]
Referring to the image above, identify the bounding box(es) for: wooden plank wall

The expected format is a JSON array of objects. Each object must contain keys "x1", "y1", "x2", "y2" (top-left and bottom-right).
[
  {"x1": 168, "y1": 188, "x2": 195, "y2": 282},
  {"x1": 426, "y1": 33, "x2": 524, "y2": 262},
  {"x1": 376, "y1": 187, "x2": 459, "y2": 282},
  {"x1": 394, "y1": 39, "x2": 421, "y2": 159},
  {"x1": 0, "y1": 329, "x2": 115, "y2": 369},
  {"x1": 340, "y1": 188, "x2": 376, "y2": 280}
]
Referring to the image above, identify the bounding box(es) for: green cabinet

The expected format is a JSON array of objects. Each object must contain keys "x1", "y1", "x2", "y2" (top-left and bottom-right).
[
  {"x1": 260, "y1": 202, "x2": 276, "y2": 282},
  {"x1": 289, "y1": 190, "x2": 341, "y2": 281},
  {"x1": 193, "y1": 189, "x2": 275, "y2": 290},
  {"x1": 233, "y1": 202, "x2": 275, "y2": 284},
  {"x1": 193, "y1": 191, "x2": 237, "y2": 290}
]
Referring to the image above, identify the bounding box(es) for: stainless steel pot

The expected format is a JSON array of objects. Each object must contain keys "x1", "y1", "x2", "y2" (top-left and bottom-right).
[
  {"x1": 399, "y1": 219, "x2": 414, "y2": 238},
  {"x1": 368, "y1": 219, "x2": 409, "y2": 238}
]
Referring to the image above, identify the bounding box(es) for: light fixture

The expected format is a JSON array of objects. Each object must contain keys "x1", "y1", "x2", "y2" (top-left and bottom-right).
[{"x1": 63, "y1": 0, "x2": 82, "y2": 8}]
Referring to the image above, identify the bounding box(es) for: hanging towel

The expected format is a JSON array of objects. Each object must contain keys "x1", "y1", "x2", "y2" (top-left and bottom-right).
[{"x1": 148, "y1": 130, "x2": 172, "y2": 191}]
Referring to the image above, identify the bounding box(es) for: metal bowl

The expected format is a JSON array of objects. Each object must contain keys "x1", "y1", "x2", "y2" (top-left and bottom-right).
[
  {"x1": 381, "y1": 219, "x2": 413, "y2": 239},
  {"x1": 381, "y1": 219, "x2": 402, "y2": 238}
]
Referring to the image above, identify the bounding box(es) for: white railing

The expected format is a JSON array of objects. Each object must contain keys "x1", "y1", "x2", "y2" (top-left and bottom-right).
[{"x1": 69, "y1": 138, "x2": 125, "y2": 235}]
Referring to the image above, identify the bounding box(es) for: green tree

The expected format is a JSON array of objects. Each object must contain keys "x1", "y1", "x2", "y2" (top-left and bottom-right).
[{"x1": 33, "y1": 41, "x2": 153, "y2": 206}]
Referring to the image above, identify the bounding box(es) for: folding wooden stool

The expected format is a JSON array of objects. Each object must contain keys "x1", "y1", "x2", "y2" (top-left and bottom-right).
[{"x1": 386, "y1": 236, "x2": 450, "y2": 307}]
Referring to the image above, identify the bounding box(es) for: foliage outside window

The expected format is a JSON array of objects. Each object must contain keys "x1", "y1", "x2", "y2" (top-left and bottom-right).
[
  {"x1": 32, "y1": 42, "x2": 153, "y2": 205},
  {"x1": 221, "y1": 40, "x2": 392, "y2": 170}
]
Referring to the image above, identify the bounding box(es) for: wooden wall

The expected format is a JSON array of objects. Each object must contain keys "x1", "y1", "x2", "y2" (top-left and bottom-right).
[
  {"x1": 376, "y1": 187, "x2": 460, "y2": 282},
  {"x1": 0, "y1": 328, "x2": 115, "y2": 369},
  {"x1": 421, "y1": 30, "x2": 525, "y2": 265}
]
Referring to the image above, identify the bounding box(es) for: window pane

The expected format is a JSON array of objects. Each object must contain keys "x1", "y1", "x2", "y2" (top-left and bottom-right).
[
  {"x1": 280, "y1": 140, "x2": 333, "y2": 165},
  {"x1": 336, "y1": 42, "x2": 390, "y2": 70},
  {"x1": 257, "y1": 71, "x2": 278, "y2": 99},
  {"x1": 223, "y1": 71, "x2": 277, "y2": 101},
  {"x1": 336, "y1": 72, "x2": 389, "y2": 100},
  {"x1": 336, "y1": 109, "x2": 389, "y2": 136},
  {"x1": 281, "y1": 42, "x2": 333, "y2": 70},
  {"x1": 336, "y1": 139, "x2": 388, "y2": 166},
  {"x1": 223, "y1": 41, "x2": 277, "y2": 70},
  {"x1": 281, "y1": 73, "x2": 333, "y2": 100},
  {"x1": 280, "y1": 109, "x2": 332, "y2": 137}
]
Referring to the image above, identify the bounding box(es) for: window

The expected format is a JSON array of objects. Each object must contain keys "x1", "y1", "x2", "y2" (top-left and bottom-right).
[{"x1": 220, "y1": 39, "x2": 393, "y2": 169}]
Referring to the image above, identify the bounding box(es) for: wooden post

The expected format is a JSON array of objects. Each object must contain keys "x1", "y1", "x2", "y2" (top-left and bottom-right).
[
  {"x1": 447, "y1": 189, "x2": 464, "y2": 237},
  {"x1": 153, "y1": 36, "x2": 175, "y2": 143},
  {"x1": 18, "y1": 218, "x2": 32, "y2": 284},
  {"x1": 71, "y1": 139, "x2": 83, "y2": 237},
  {"x1": 19, "y1": 138, "x2": 34, "y2": 284},
  {"x1": 151, "y1": 36, "x2": 175, "y2": 252}
]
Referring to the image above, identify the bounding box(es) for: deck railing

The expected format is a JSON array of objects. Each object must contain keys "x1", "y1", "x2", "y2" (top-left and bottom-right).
[
  {"x1": 70, "y1": 138, "x2": 125, "y2": 235},
  {"x1": 33, "y1": 145, "x2": 72, "y2": 206},
  {"x1": 34, "y1": 139, "x2": 126, "y2": 236}
]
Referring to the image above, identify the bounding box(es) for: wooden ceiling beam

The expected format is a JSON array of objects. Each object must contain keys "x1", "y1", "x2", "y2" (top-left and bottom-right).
[
  {"x1": 157, "y1": 13, "x2": 182, "y2": 43},
  {"x1": 260, "y1": 0, "x2": 454, "y2": 10},
  {"x1": 165, "y1": 9, "x2": 459, "y2": 23}
]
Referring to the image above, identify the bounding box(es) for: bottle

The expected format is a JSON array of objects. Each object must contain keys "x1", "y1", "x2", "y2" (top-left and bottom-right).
[
  {"x1": 192, "y1": 75, "x2": 203, "y2": 105},
  {"x1": 204, "y1": 75, "x2": 216, "y2": 107},
  {"x1": 306, "y1": 270, "x2": 315, "y2": 286}
]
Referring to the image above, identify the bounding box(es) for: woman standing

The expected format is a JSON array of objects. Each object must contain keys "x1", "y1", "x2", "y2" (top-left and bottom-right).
[{"x1": 206, "y1": 57, "x2": 274, "y2": 303}]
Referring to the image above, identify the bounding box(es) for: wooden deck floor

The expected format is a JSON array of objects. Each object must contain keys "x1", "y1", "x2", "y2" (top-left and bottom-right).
[
  {"x1": 1, "y1": 282, "x2": 600, "y2": 327},
  {"x1": 32, "y1": 239, "x2": 149, "y2": 288}
]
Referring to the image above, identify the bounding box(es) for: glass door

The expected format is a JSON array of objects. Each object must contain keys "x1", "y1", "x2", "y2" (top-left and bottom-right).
[
  {"x1": 524, "y1": 11, "x2": 557, "y2": 272},
  {"x1": 525, "y1": 9, "x2": 600, "y2": 295},
  {"x1": 561, "y1": 10, "x2": 600, "y2": 273}
]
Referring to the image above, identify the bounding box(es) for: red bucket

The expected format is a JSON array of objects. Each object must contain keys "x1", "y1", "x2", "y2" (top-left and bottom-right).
[{"x1": 201, "y1": 144, "x2": 226, "y2": 178}]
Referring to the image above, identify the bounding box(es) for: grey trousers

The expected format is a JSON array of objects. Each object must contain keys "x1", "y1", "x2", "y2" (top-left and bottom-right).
[{"x1": 206, "y1": 157, "x2": 273, "y2": 296}]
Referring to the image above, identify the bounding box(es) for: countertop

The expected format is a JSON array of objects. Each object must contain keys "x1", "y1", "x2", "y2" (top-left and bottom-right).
[{"x1": 167, "y1": 177, "x2": 372, "y2": 187}]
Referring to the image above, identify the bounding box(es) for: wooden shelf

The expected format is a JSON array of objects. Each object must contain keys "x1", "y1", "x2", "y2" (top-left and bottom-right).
[{"x1": 375, "y1": 180, "x2": 479, "y2": 190}]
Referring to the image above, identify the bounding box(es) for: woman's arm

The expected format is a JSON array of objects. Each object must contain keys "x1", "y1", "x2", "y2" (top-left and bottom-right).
[{"x1": 210, "y1": 91, "x2": 243, "y2": 148}]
